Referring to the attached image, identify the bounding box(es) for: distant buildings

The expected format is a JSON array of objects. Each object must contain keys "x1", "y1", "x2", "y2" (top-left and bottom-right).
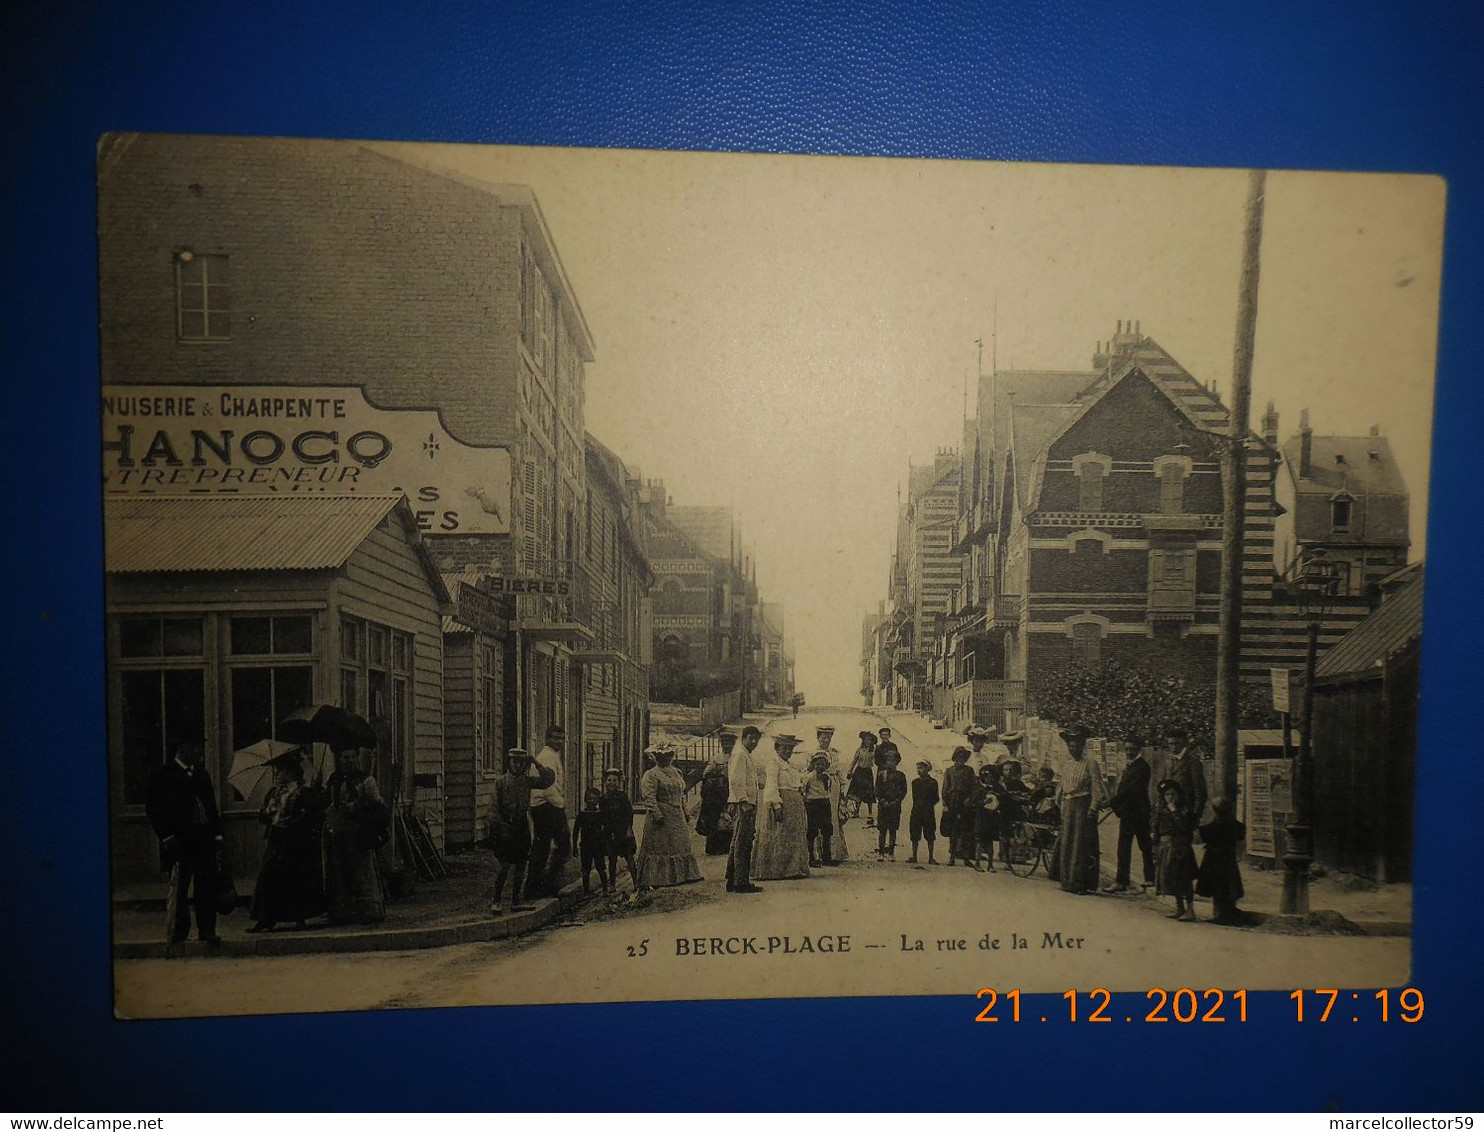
[
  {"x1": 866, "y1": 322, "x2": 1413, "y2": 741},
  {"x1": 639, "y1": 487, "x2": 793, "y2": 713}
]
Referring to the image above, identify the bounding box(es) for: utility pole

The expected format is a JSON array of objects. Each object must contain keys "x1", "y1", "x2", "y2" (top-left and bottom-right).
[{"x1": 1215, "y1": 168, "x2": 1267, "y2": 805}]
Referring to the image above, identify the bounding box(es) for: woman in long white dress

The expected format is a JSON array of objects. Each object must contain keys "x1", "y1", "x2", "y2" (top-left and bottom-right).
[
  {"x1": 752, "y1": 735, "x2": 811, "y2": 880},
  {"x1": 636, "y1": 744, "x2": 703, "y2": 888}
]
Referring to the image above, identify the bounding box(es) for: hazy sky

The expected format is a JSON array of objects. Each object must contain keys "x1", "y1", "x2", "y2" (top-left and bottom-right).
[{"x1": 383, "y1": 143, "x2": 1445, "y2": 706}]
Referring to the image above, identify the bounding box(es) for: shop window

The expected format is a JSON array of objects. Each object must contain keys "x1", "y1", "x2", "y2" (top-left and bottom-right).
[
  {"x1": 118, "y1": 668, "x2": 205, "y2": 806},
  {"x1": 230, "y1": 615, "x2": 312, "y2": 655},
  {"x1": 119, "y1": 616, "x2": 204, "y2": 658},
  {"x1": 229, "y1": 665, "x2": 313, "y2": 756},
  {"x1": 340, "y1": 668, "x2": 360, "y2": 714},
  {"x1": 175, "y1": 252, "x2": 230, "y2": 341}
]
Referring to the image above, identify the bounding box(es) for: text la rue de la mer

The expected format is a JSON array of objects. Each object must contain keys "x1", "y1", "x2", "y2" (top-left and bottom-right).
[{"x1": 671, "y1": 932, "x2": 1086, "y2": 957}]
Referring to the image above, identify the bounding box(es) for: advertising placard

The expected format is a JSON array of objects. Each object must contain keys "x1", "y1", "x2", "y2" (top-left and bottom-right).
[{"x1": 101, "y1": 384, "x2": 512, "y2": 535}]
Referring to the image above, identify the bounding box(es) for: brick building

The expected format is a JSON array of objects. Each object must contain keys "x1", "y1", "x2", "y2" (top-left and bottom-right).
[{"x1": 97, "y1": 134, "x2": 643, "y2": 862}]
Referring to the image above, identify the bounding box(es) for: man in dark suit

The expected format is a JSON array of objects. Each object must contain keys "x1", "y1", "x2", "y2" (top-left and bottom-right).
[
  {"x1": 145, "y1": 739, "x2": 224, "y2": 945},
  {"x1": 1152, "y1": 725, "x2": 1209, "y2": 831},
  {"x1": 1103, "y1": 738, "x2": 1153, "y2": 891}
]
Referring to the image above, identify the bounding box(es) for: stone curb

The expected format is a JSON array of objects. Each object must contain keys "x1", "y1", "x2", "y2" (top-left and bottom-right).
[{"x1": 113, "y1": 884, "x2": 585, "y2": 960}]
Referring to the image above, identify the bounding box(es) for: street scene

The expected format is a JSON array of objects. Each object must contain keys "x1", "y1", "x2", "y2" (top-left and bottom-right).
[{"x1": 99, "y1": 135, "x2": 1440, "y2": 1018}]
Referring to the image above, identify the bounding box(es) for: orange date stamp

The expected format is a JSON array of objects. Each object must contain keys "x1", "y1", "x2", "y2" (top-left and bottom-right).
[{"x1": 972, "y1": 987, "x2": 1424, "y2": 1023}]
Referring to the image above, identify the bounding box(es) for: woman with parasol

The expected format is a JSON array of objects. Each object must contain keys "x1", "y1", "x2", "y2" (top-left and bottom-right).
[{"x1": 246, "y1": 750, "x2": 325, "y2": 933}]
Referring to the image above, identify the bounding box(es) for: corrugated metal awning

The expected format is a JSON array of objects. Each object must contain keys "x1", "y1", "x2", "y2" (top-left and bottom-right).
[{"x1": 105, "y1": 494, "x2": 403, "y2": 573}]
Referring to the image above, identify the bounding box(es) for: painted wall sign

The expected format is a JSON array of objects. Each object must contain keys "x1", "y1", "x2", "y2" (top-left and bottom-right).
[{"x1": 100, "y1": 384, "x2": 512, "y2": 534}]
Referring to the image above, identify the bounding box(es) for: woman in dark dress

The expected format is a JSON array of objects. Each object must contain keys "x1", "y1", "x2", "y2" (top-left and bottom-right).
[
  {"x1": 695, "y1": 758, "x2": 733, "y2": 856},
  {"x1": 1196, "y1": 797, "x2": 1246, "y2": 924},
  {"x1": 974, "y1": 764, "x2": 1002, "y2": 872},
  {"x1": 321, "y1": 748, "x2": 387, "y2": 925},
  {"x1": 247, "y1": 753, "x2": 325, "y2": 932}
]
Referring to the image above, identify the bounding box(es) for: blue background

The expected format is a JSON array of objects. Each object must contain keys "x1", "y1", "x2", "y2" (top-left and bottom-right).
[{"x1": 5, "y1": 0, "x2": 1482, "y2": 1112}]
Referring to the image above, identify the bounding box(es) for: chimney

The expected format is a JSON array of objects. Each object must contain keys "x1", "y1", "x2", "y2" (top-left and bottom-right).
[
  {"x1": 1261, "y1": 399, "x2": 1279, "y2": 449},
  {"x1": 1299, "y1": 408, "x2": 1313, "y2": 478}
]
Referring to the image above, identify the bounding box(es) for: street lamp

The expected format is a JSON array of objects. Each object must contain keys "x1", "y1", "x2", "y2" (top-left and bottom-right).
[{"x1": 1281, "y1": 548, "x2": 1340, "y2": 914}]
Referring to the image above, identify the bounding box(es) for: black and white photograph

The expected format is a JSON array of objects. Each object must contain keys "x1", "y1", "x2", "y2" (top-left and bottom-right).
[{"x1": 98, "y1": 134, "x2": 1442, "y2": 1018}]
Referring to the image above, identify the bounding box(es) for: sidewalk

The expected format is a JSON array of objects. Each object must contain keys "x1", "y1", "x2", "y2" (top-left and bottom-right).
[
  {"x1": 1094, "y1": 823, "x2": 1411, "y2": 936},
  {"x1": 112, "y1": 852, "x2": 596, "y2": 960}
]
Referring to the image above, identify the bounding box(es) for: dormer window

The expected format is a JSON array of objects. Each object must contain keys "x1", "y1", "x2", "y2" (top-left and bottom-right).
[{"x1": 1331, "y1": 493, "x2": 1354, "y2": 533}]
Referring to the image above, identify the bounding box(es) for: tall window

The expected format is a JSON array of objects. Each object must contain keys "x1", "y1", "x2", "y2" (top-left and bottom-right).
[
  {"x1": 1071, "y1": 621, "x2": 1102, "y2": 665},
  {"x1": 477, "y1": 642, "x2": 499, "y2": 774},
  {"x1": 1078, "y1": 465, "x2": 1105, "y2": 511},
  {"x1": 116, "y1": 616, "x2": 207, "y2": 805},
  {"x1": 228, "y1": 616, "x2": 314, "y2": 802},
  {"x1": 1159, "y1": 464, "x2": 1185, "y2": 514},
  {"x1": 175, "y1": 252, "x2": 230, "y2": 341}
]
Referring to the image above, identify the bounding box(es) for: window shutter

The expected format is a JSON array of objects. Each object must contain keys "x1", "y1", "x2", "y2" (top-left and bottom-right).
[{"x1": 522, "y1": 461, "x2": 538, "y2": 571}]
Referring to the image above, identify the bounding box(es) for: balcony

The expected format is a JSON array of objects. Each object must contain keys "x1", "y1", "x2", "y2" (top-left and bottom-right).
[
  {"x1": 988, "y1": 592, "x2": 1022, "y2": 628},
  {"x1": 949, "y1": 678, "x2": 1028, "y2": 728},
  {"x1": 892, "y1": 647, "x2": 930, "y2": 676}
]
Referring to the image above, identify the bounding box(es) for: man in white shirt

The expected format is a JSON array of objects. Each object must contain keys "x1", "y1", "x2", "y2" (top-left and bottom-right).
[
  {"x1": 725, "y1": 725, "x2": 764, "y2": 893},
  {"x1": 526, "y1": 724, "x2": 571, "y2": 898}
]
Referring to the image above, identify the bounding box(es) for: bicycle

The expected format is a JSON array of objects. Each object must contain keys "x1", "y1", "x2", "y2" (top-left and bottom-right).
[{"x1": 1003, "y1": 818, "x2": 1059, "y2": 878}]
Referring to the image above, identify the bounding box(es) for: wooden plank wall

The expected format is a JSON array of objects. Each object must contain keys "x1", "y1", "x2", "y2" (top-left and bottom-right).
[{"x1": 335, "y1": 518, "x2": 446, "y2": 846}]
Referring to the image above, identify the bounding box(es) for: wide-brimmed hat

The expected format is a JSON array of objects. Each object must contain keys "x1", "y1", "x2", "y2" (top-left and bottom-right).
[
  {"x1": 914, "y1": 759, "x2": 932, "y2": 770},
  {"x1": 717, "y1": 728, "x2": 738, "y2": 740},
  {"x1": 1058, "y1": 723, "x2": 1091, "y2": 743},
  {"x1": 998, "y1": 730, "x2": 1024, "y2": 746},
  {"x1": 773, "y1": 733, "x2": 802, "y2": 746},
  {"x1": 858, "y1": 730, "x2": 877, "y2": 743},
  {"x1": 505, "y1": 746, "x2": 532, "y2": 761},
  {"x1": 601, "y1": 765, "x2": 624, "y2": 779},
  {"x1": 950, "y1": 746, "x2": 972, "y2": 763},
  {"x1": 1164, "y1": 725, "x2": 1190, "y2": 743},
  {"x1": 816, "y1": 724, "x2": 836, "y2": 736},
  {"x1": 645, "y1": 742, "x2": 677, "y2": 757}
]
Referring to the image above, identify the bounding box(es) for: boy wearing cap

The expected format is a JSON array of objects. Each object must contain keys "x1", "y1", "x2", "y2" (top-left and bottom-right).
[
  {"x1": 487, "y1": 748, "x2": 556, "y2": 914},
  {"x1": 908, "y1": 760, "x2": 940, "y2": 865},
  {"x1": 942, "y1": 746, "x2": 983, "y2": 869},
  {"x1": 802, "y1": 752, "x2": 840, "y2": 866},
  {"x1": 875, "y1": 751, "x2": 908, "y2": 858}
]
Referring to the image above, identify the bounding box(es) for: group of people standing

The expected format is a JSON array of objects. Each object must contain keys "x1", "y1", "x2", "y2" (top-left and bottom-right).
[
  {"x1": 1102, "y1": 723, "x2": 1247, "y2": 924},
  {"x1": 145, "y1": 740, "x2": 397, "y2": 945},
  {"x1": 485, "y1": 724, "x2": 702, "y2": 913}
]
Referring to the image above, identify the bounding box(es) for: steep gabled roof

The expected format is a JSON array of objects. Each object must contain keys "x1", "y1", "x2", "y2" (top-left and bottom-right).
[
  {"x1": 1282, "y1": 434, "x2": 1409, "y2": 496},
  {"x1": 1007, "y1": 403, "x2": 1082, "y2": 511}
]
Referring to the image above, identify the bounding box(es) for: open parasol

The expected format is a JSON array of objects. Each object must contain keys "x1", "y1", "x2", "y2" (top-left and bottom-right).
[{"x1": 227, "y1": 738, "x2": 302, "y2": 809}]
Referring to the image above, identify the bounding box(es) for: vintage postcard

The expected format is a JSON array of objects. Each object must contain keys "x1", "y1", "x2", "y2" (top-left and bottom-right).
[{"x1": 99, "y1": 134, "x2": 1441, "y2": 1018}]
